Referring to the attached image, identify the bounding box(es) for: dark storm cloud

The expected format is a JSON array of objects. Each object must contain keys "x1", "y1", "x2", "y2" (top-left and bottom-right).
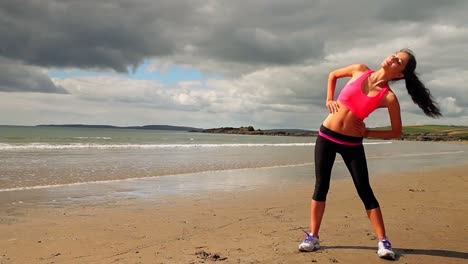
[
  {"x1": 199, "y1": 27, "x2": 324, "y2": 65},
  {"x1": 0, "y1": 0, "x2": 181, "y2": 72},
  {"x1": 376, "y1": 0, "x2": 468, "y2": 23},
  {"x1": 3, "y1": 0, "x2": 466, "y2": 72},
  {"x1": 0, "y1": 0, "x2": 330, "y2": 71},
  {"x1": 192, "y1": 1, "x2": 326, "y2": 65},
  {"x1": 0, "y1": 60, "x2": 68, "y2": 93}
]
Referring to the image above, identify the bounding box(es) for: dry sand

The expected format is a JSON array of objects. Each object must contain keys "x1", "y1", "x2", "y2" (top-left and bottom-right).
[{"x1": 1, "y1": 165, "x2": 467, "y2": 264}]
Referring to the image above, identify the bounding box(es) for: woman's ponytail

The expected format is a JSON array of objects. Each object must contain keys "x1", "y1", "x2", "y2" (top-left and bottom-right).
[{"x1": 401, "y1": 49, "x2": 442, "y2": 118}]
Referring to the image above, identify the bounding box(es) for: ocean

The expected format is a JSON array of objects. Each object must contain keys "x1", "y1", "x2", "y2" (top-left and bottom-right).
[{"x1": 0, "y1": 125, "x2": 467, "y2": 205}]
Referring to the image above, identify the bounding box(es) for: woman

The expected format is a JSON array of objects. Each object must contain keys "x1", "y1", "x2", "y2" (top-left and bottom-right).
[{"x1": 298, "y1": 49, "x2": 441, "y2": 260}]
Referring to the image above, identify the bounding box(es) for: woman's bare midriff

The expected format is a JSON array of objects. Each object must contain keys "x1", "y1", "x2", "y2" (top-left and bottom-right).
[{"x1": 322, "y1": 101, "x2": 363, "y2": 137}]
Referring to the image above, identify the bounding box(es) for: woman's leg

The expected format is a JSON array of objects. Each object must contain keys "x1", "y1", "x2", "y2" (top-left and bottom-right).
[
  {"x1": 310, "y1": 200, "x2": 326, "y2": 235},
  {"x1": 367, "y1": 207, "x2": 386, "y2": 240},
  {"x1": 340, "y1": 145, "x2": 386, "y2": 239},
  {"x1": 310, "y1": 136, "x2": 337, "y2": 235},
  {"x1": 300, "y1": 136, "x2": 337, "y2": 251}
]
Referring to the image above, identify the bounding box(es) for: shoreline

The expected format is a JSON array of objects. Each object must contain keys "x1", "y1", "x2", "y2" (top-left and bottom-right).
[
  {"x1": 1, "y1": 164, "x2": 467, "y2": 263},
  {"x1": 192, "y1": 127, "x2": 468, "y2": 142},
  {"x1": 6, "y1": 124, "x2": 464, "y2": 142}
]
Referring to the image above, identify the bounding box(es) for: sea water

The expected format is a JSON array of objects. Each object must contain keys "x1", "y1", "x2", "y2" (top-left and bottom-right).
[{"x1": 0, "y1": 125, "x2": 466, "y2": 204}]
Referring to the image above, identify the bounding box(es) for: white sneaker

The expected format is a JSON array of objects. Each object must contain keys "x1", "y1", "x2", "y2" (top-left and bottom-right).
[
  {"x1": 377, "y1": 239, "x2": 396, "y2": 260},
  {"x1": 298, "y1": 231, "x2": 320, "y2": 252}
]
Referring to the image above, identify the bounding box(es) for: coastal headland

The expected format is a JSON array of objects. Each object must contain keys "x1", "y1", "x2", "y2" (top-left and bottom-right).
[
  {"x1": 35, "y1": 124, "x2": 468, "y2": 141},
  {"x1": 192, "y1": 125, "x2": 468, "y2": 141}
]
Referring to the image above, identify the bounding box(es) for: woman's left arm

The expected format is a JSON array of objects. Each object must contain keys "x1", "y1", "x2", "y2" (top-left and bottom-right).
[{"x1": 364, "y1": 93, "x2": 403, "y2": 139}]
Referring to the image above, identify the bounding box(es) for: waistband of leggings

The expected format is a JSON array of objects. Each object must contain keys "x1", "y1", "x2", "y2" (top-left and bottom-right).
[{"x1": 319, "y1": 125, "x2": 363, "y2": 146}]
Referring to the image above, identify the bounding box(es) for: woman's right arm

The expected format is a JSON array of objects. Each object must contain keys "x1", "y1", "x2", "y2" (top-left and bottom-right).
[
  {"x1": 326, "y1": 64, "x2": 369, "y2": 113},
  {"x1": 364, "y1": 93, "x2": 403, "y2": 139}
]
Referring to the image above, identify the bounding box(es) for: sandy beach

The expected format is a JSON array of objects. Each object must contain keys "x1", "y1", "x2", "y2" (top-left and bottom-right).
[{"x1": 1, "y1": 164, "x2": 467, "y2": 264}]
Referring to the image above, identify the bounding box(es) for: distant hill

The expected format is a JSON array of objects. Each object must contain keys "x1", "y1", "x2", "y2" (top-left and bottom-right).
[
  {"x1": 37, "y1": 124, "x2": 201, "y2": 131},
  {"x1": 193, "y1": 125, "x2": 468, "y2": 141},
  {"x1": 36, "y1": 124, "x2": 467, "y2": 141},
  {"x1": 191, "y1": 126, "x2": 316, "y2": 137},
  {"x1": 263, "y1": 128, "x2": 315, "y2": 133},
  {"x1": 126, "y1": 125, "x2": 202, "y2": 131}
]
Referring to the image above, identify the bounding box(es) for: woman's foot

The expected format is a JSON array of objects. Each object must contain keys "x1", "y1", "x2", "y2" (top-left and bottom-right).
[
  {"x1": 298, "y1": 231, "x2": 320, "y2": 252},
  {"x1": 377, "y1": 239, "x2": 396, "y2": 260}
]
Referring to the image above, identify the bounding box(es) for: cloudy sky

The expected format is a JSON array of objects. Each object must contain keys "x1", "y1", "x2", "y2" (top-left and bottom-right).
[{"x1": 1, "y1": 0, "x2": 467, "y2": 130}]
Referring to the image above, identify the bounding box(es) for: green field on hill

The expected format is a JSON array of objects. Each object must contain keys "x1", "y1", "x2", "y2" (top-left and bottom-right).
[
  {"x1": 375, "y1": 125, "x2": 468, "y2": 139},
  {"x1": 402, "y1": 125, "x2": 467, "y2": 135},
  {"x1": 377, "y1": 125, "x2": 466, "y2": 132}
]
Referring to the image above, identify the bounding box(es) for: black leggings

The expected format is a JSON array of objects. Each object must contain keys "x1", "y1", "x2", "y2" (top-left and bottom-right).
[{"x1": 313, "y1": 125, "x2": 380, "y2": 210}]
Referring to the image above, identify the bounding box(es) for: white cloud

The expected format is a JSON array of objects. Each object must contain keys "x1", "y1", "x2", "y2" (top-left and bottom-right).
[{"x1": 438, "y1": 97, "x2": 465, "y2": 116}]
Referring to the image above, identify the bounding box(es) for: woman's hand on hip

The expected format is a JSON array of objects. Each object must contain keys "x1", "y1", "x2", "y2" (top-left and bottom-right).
[
  {"x1": 326, "y1": 100, "x2": 340, "y2": 113},
  {"x1": 354, "y1": 119, "x2": 367, "y2": 137}
]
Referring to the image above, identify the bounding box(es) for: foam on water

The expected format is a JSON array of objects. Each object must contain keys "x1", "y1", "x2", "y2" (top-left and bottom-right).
[
  {"x1": 0, "y1": 141, "x2": 393, "y2": 150},
  {"x1": 72, "y1": 137, "x2": 112, "y2": 140}
]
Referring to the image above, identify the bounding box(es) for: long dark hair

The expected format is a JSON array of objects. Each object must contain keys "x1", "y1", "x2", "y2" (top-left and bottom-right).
[{"x1": 399, "y1": 49, "x2": 442, "y2": 118}]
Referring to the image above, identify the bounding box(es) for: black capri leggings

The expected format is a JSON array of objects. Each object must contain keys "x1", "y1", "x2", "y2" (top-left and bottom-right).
[{"x1": 313, "y1": 125, "x2": 380, "y2": 210}]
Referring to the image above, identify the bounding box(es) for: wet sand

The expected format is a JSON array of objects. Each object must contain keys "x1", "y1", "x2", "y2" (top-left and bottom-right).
[{"x1": 1, "y1": 165, "x2": 467, "y2": 263}]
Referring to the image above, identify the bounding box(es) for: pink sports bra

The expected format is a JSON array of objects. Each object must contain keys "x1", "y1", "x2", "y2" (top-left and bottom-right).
[{"x1": 337, "y1": 70, "x2": 389, "y2": 120}]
